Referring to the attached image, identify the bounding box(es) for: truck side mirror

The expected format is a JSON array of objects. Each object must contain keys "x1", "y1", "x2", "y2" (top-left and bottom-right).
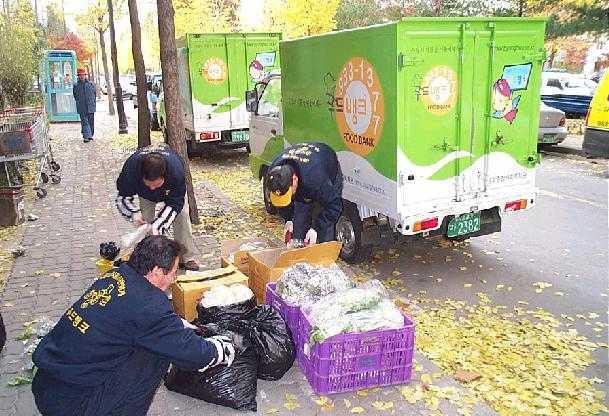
[{"x1": 246, "y1": 90, "x2": 258, "y2": 113}]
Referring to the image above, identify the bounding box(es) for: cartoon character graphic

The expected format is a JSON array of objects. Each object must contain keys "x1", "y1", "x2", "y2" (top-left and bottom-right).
[
  {"x1": 249, "y1": 60, "x2": 265, "y2": 82},
  {"x1": 491, "y1": 79, "x2": 521, "y2": 124},
  {"x1": 491, "y1": 62, "x2": 533, "y2": 124}
]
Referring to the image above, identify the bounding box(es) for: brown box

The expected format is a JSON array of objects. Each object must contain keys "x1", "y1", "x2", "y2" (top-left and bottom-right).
[
  {"x1": 220, "y1": 238, "x2": 276, "y2": 276},
  {"x1": 171, "y1": 265, "x2": 249, "y2": 321},
  {"x1": 247, "y1": 241, "x2": 342, "y2": 304}
]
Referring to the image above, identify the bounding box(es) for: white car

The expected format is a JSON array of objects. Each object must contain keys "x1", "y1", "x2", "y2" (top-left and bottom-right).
[
  {"x1": 541, "y1": 71, "x2": 598, "y2": 96},
  {"x1": 538, "y1": 102, "x2": 567, "y2": 146}
]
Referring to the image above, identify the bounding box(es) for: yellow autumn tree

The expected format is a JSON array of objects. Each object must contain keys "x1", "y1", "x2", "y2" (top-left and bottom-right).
[
  {"x1": 173, "y1": 0, "x2": 233, "y2": 39},
  {"x1": 265, "y1": 0, "x2": 341, "y2": 39}
]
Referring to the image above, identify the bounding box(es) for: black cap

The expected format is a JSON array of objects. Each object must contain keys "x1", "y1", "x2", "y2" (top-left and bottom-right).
[{"x1": 267, "y1": 164, "x2": 294, "y2": 195}]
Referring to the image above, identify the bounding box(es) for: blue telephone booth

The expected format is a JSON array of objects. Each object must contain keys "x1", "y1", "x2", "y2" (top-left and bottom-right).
[{"x1": 42, "y1": 50, "x2": 80, "y2": 122}]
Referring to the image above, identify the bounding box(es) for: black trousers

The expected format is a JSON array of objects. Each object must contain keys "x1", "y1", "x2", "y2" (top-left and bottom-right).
[{"x1": 32, "y1": 349, "x2": 169, "y2": 416}]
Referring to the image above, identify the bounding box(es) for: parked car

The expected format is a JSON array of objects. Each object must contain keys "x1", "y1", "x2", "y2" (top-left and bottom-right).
[
  {"x1": 538, "y1": 102, "x2": 567, "y2": 146},
  {"x1": 583, "y1": 71, "x2": 609, "y2": 158},
  {"x1": 541, "y1": 71, "x2": 597, "y2": 118}
]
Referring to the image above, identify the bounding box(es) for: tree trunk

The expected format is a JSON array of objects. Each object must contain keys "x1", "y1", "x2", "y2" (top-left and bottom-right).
[
  {"x1": 99, "y1": 30, "x2": 115, "y2": 115},
  {"x1": 157, "y1": 0, "x2": 200, "y2": 224},
  {"x1": 108, "y1": 0, "x2": 128, "y2": 134},
  {"x1": 128, "y1": 0, "x2": 151, "y2": 147}
]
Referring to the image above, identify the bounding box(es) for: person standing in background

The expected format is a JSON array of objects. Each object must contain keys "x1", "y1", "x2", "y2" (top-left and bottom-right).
[{"x1": 73, "y1": 68, "x2": 97, "y2": 143}]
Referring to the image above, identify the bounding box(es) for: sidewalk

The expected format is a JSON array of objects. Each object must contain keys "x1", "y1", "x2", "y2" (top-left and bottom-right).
[{"x1": 0, "y1": 106, "x2": 497, "y2": 416}]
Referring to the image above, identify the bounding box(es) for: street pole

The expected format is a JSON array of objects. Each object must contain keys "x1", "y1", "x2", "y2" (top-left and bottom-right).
[{"x1": 107, "y1": 0, "x2": 128, "y2": 134}]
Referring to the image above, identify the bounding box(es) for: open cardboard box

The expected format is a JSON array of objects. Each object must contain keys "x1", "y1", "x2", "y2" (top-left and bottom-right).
[
  {"x1": 171, "y1": 264, "x2": 249, "y2": 321},
  {"x1": 247, "y1": 241, "x2": 342, "y2": 303},
  {"x1": 220, "y1": 237, "x2": 276, "y2": 276}
]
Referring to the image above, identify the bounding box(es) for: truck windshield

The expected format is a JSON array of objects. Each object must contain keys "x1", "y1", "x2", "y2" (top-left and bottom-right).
[{"x1": 258, "y1": 77, "x2": 281, "y2": 117}]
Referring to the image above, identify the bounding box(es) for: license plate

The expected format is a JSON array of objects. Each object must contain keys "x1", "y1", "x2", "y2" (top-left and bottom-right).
[
  {"x1": 542, "y1": 133, "x2": 556, "y2": 143},
  {"x1": 231, "y1": 131, "x2": 249, "y2": 143},
  {"x1": 447, "y1": 212, "x2": 481, "y2": 238}
]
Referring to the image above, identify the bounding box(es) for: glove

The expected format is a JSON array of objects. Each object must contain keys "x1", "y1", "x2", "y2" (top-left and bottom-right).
[
  {"x1": 181, "y1": 318, "x2": 198, "y2": 330},
  {"x1": 199, "y1": 335, "x2": 235, "y2": 372},
  {"x1": 132, "y1": 212, "x2": 147, "y2": 226},
  {"x1": 305, "y1": 228, "x2": 317, "y2": 246},
  {"x1": 284, "y1": 221, "x2": 294, "y2": 245}
]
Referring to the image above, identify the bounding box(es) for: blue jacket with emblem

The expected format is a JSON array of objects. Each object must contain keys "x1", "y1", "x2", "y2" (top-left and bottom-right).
[
  {"x1": 116, "y1": 145, "x2": 186, "y2": 234},
  {"x1": 72, "y1": 80, "x2": 96, "y2": 115},
  {"x1": 270, "y1": 142, "x2": 343, "y2": 240},
  {"x1": 32, "y1": 263, "x2": 218, "y2": 388}
]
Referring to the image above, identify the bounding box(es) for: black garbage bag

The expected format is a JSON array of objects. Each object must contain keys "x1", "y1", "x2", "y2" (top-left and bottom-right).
[
  {"x1": 240, "y1": 306, "x2": 296, "y2": 381},
  {"x1": 164, "y1": 323, "x2": 259, "y2": 412},
  {"x1": 196, "y1": 296, "x2": 257, "y2": 324},
  {"x1": 99, "y1": 241, "x2": 120, "y2": 261}
]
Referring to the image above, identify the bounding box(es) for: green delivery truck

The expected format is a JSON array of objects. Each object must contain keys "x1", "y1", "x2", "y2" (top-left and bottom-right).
[
  {"x1": 159, "y1": 33, "x2": 281, "y2": 155},
  {"x1": 246, "y1": 18, "x2": 546, "y2": 261}
]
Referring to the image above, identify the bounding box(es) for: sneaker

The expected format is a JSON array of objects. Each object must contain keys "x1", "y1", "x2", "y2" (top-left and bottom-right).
[
  {"x1": 83, "y1": 138, "x2": 91, "y2": 143},
  {"x1": 180, "y1": 260, "x2": 200, "y2": 271}
]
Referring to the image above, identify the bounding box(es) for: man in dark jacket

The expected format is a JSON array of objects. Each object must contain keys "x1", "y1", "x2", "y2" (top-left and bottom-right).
[
  {"x1": 73, "y1": 68, "x2": 96, "y2": 143},
  {"x1": 115, "y1": 144, "x2": 200, "y2": 270},
  {"x1": 31, "y1": 236, "x2": 234, "y2": 416},
  {"x1": 266, "y1": 142, "x2": 343, "y2": 246}
]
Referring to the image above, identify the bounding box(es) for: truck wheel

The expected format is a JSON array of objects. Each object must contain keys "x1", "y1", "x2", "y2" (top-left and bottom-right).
[
  {"x1": 336, "y1": 202, "x2": 369, "y2": 263},
  {"x1": 262, "y1": 171, "x2": 277, "y2": 215}
]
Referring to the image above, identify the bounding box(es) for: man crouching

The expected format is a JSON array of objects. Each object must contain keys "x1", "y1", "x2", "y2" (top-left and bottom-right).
[{"x1": 31, "y1": 235, "x2": 234, "y2": 416}]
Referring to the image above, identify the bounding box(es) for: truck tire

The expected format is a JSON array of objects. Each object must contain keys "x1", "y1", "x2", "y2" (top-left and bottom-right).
[
  {"x1": 336, "y1": 202, "x2": 369, "y2": 263},
  {"x1": 262, "y1": 169, "x2": 277, "y2": 215}
]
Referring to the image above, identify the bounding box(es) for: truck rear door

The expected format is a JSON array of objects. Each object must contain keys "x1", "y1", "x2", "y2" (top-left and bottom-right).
[
  {"x1": 187, "y1": 34, "x2": 231, "y2": 133},
  {"x1": 400, "y1": 21, "x2": 543, "y2": 211}
]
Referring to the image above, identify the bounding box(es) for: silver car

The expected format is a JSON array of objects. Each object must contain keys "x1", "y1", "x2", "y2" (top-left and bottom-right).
[{"x1": 538, "y1": 102, "x2": 567, "y2": 145}]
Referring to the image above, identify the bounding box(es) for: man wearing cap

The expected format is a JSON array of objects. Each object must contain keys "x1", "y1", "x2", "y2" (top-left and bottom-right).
[
  {"x1": 115, "y1": 144, "x2": 201, "y2": 271},
  {"x1": 73, "y1": 68, "x2": 96, "y2": 143},
  {"x1": 31, "y1": 235, "x2": 235, "y2": 416},
  {"x1": 266, "y1": 142, "x2": 343, "y2": 246}
]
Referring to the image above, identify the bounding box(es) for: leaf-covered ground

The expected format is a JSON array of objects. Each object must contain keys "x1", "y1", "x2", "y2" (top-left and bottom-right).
[{"x1": 194, "y1": 150, "x2": 608, "y2": 415}]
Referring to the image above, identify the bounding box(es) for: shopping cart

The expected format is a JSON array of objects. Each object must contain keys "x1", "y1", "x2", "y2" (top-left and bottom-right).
[{"x1": 0, "y1": 107, "x2": 61, "y2": 198}]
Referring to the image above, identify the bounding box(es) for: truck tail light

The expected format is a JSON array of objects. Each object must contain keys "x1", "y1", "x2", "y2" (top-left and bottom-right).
[
  {"x1": 559, "y1": 116, "x2": 565, "y2": 126},
  {"x1": 584, "y1": 108, "x2": 590, "y2": 126},
  {"x1": 200, "y1": 131, "x2": 219, "y2": 141},
  {"x1": 505, "y1": 199, "x2": 528, "y2": 212},
  {"x1": 413, "y1": 217, "x2": 438, "y2": 232}
]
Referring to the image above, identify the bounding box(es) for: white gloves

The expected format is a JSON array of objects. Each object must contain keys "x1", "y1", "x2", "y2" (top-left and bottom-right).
[
  {"x1": 284, "y1": 221, "x2": 294, "y2": 244},
  {"x1": 181, "y1": 318, "x2": 198, "y2": 330},
  {"x1": 199, "y1": 335, "x2": 235, "y2": 372},
  {"x1": 305, "y1": 228, "x2": 317, "y2": 246},
  {"x1": 132, "y1": 212, "x2": 146, "y2": 226}
]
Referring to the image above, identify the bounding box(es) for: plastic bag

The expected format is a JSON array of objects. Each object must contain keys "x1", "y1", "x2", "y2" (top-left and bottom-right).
[
  {"x1": 276, "y1": 263, "x2": 354, "y2": 307},
  {"x1": 164, "y1": 324, "x2": 258, "y2": 411},
  {"x1": 227, "y1": 241, "x2": 269, "y2": 263},
  {"x1": 196, "y1": 296, "x2": 257, "y2": 324},
  {"x1": 199, "y1": 284, "x2": 255, "y2": 308},
  {"x1": 238, "y1": 306, "x2": 295, "y2": 381},
  {"x1": 99, "y1": 241, "x2": 120, "y2": 261},
  {"x1": 306, "y1": 280, "x2": 403, "y2": 343},
  {"x1": 120, "y1": 224, "x2": 151, "y2": 252}
]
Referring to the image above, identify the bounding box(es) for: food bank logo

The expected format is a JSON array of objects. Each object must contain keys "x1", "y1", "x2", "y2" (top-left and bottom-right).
[
  {"x1": 334, "y1": 57, "x2": 384, "y2": 157},
  {"x1": 202, "y1": 57, "x2": 227, "y2": 85},
  {"x1": 419, "y1": 65, "x2": 458, "y2": 115}
]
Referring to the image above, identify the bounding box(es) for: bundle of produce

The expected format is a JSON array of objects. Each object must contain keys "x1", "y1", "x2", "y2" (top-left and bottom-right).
[
  {"x1": 276, "y1": 263, "x2": 354, "y2": 307},
  {"x1": 305, "y1": 280, "x2": 404, "y2": 343}
]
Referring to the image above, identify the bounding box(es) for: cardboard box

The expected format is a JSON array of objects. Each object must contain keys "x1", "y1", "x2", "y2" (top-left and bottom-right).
[
  {"x1": 220, "y1": 238, "x2": 276, "y2": 276},
  {"x1": 171, "y1": 265, "x2": 249, "y2": 321},
  {"x1": 247, "y1": 241, "x2": 342, "y2": 303}
]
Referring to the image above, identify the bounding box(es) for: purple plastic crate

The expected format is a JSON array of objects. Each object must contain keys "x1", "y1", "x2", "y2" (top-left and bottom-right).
[
  {"x1": 296, "y1": 312, "x2": 415, "y2": 395},
  {"x1": 265, "y1": 283, "x2": 302, "y2": 345}
]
